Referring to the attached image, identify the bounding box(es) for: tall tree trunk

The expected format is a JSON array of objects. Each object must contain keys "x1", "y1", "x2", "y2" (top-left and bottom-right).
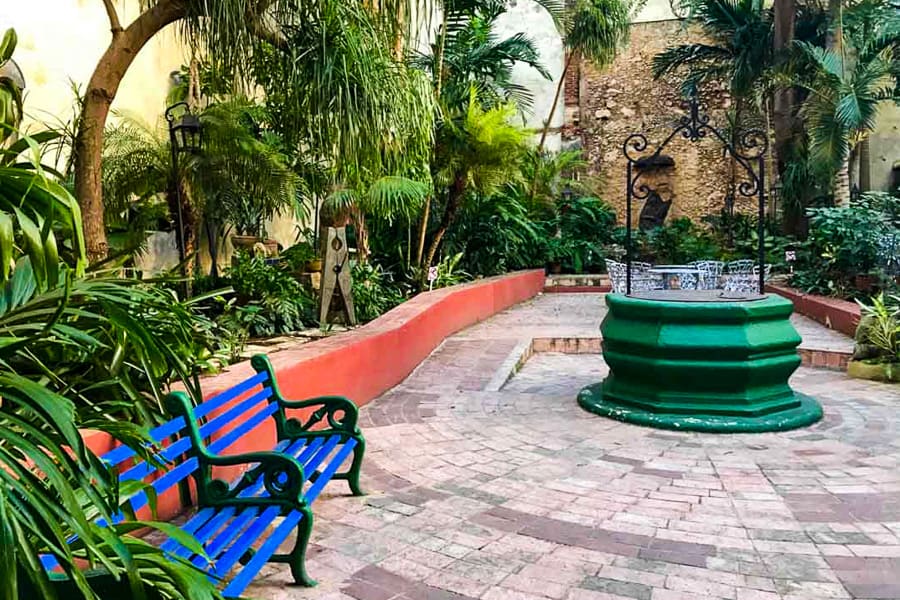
[
  {"x1": 414, "y1": 9, "x2": 449, "y2": 268},
  {"x1": 834, "y1": 151, "x2": 851, "y2": 206},
  {"x1": 826, "y1": 0, "x2": 843, "y2": 57},
  {"x1": 537, "y1": 53, "x2": 573, "y2": 155},
  {"x1": 826, "y1": 0, "x2": 849, "y2": 205},
  {"x1": 74, "y1": 0, "x2": 185, "y2": 263},
  {"x1": 422, "y1": 175, "x2": 466, "y2": 278},
  {"x1": 772, "y1": 0, "x2": 796, "y2": 166},
  {"x1": 859, "y1": 137, "x2": 871, "y2": 191},
  {"x1": 414, "y1": 194, "x2": 431, "y2": 266},
  {"x1": 353, "y1": 209, "x2": 370, "y2": 263}
]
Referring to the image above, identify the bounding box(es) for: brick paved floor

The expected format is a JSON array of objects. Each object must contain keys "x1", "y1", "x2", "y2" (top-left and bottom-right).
[{"x1": 246, "y1": 294, "x2": 898, "y2": 600}]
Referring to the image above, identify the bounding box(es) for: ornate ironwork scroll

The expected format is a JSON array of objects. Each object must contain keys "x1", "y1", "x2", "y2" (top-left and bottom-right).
[{"x1": 622, "y1": 89, "x2": 769, "y2": 294}]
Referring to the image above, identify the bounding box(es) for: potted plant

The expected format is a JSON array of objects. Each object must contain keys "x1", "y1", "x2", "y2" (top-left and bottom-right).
[
  {"x1": 281, "y1": 238, "x2": 320, "y2": 274},
  {"x1": 849, "y1": 293, "x2": 900, "y2": 383},
  {"x1": 544, "y1": 237, "x2": 572, "y2": 274},
  {"x1": 226, "y1": 196, "x2": 281, "y2": 255}
]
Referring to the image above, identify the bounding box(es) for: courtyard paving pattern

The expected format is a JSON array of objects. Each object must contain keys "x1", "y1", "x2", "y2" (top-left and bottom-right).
[{"x1": 247, "y1": 294, "x2": 900, "y2": 600}]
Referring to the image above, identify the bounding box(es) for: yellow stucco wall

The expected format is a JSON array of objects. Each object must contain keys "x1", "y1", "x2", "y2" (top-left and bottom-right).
[{"x1": 1, "y1": 0, "x2": 187, "y2": 134}]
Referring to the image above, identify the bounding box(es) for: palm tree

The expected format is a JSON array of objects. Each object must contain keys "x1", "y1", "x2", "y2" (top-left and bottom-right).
[
  {"x1": 412, "y1": 0, "x2": 554, "y2": 112},
  {"x1": 424, "y1": 92, "x2": 530, "y2": 271},
  {"x1": 323, "y1": 176, "x2": 430, "y2": 262},
  {"x1": 651, "y1": 0, "x2": 772, "y2": 102},
  {"x1": 413, "y1": 0, "x2": 559, "y2": 267},
  {"x1": 73, "y1": 0, "x2": 432, "y2": 262},
  {"x1": 795, "y1": 38, "x2": 897, "y2": 205},
  {"x1": 536, "y1": 0, "x2": 632, "y2": 153},
  {"x1": 101, "y1": 101, "x2": 300, "y2": 276}
]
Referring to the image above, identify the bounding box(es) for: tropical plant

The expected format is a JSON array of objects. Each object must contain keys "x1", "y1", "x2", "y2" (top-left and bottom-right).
[
  {"x1": 0, "y1": 28, "x2": 21, "y2": 144},
  {"x1": 73, "y1": 0, "x2": 431, "y2": 262},
  {"x1": 443, "y1": 191, "x2": 544, "y2": 276},
  {"x1": 424, "y1": 93, "x2": 531, "y2": 272},
  {"x1": 223, "y1": 252, "x2": 316, "y2": 337},
  {"x1": 351, "y1": 261, "x2": 409, "y2": 322},
  {"x1": 854, "y1": 293, "x2": 900, "y2": 364},
  {"x1": 0, "y1": 135, "x2": 223, "y2": 598},
  {"x1": 652, "y1": 0, "x2": 774, "y2": 100},
  {"x1": 413, "y1": 0, "x2": 556, "y2": 112},
  {"x1": 101, "y1": 101, "x2": 301, "y2": 272},
  {"x1": 791, "y1": 202, "x2": 893, "y2": 295},
  {"x1": 793, "y1": 29, "x2": 898, "y2": 205},
  {"x1": 536, "y1": 0, "x2": 633, "y2": 152},
  {"x1": 0, "y1": 358, "x2": 222, "y2": 600},
  {"x1": 640, "y1": 217, "x2": 722, "y2": 264},
  {"x1": 323, "y1": 176, "x2": 430, "y2": 262}
]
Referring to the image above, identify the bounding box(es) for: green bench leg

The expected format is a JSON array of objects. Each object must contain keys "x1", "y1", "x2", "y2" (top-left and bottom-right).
[
  {"x1": 271, "y1": 505, "x2": 317, "y2": 587},
  {"x1": 347, "y1": 436, "x2": 366, "y2": 497},
  {"x1": 330, "y1": 434, "x2": 366, "y2": 497}
]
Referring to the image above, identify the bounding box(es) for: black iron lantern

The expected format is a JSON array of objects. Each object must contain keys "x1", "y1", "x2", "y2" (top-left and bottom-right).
[
  {"x1": 164, "y1": 102, "x2": 203, "y2": 288},
  {"x1": 562, "y1": 185, "x2": 574, "y2": 202},
  {"x1": 172, "y1": 112, "x2": 203, "y2": 154},
  {"x1": 165, "y1": 102, "x2": 203, "y2": 154}
]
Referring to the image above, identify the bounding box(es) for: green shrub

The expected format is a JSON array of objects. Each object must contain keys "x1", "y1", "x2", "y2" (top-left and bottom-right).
[
  {"x1": 637, "y1": 218, "x2": 721, "y2": 265},
  {"x1": 223, "y1": 252, "x2": 316, "y2": 337},
  {"x1": 854, "y1": 293, "x2": 900, "y2": 363},
  {"x1": 352, "y1": 261, "x2": 409, "y2": 322},
  {"x1": 791, "y1": 202, "x2": 894, "y2": 296}
]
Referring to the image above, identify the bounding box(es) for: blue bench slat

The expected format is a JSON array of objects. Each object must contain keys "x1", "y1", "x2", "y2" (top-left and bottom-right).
[
  {"x1": 196, "y1": 372, "x2": 269, "y2": 420},
  {"x1": 222, "y1": 510, "x2": 305, "y2": 598},
  {"x1": 300, "y1": 435, "x2": 342, "y2": 477},
  {"x1": 210, "y1": 506, "x2": 281, "y2": 578},
  {"x1": 169, "y1": 438, "x2": 308, "y2": 560},
  {"x1": 181, "y1": 440, "x2": 309, "y2": 561},
  {"x1": 100, "y1": 374, "x2": 270, "y2": 469},
  {"x1": 305, "y1": 438, "x2": 358, "y2": 503},
  {"x1": 206, "y1": 402, "x2": 278, "y2": 456}
]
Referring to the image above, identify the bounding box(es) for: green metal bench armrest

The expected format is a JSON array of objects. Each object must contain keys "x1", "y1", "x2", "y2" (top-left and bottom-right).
[
  {"x1": 165, "y1": 391, "x2": 307, "y2": 511},
  {"x1": 278, "y1": 395, "x2": 360, "y2": 437},
  {"x1": 199, "y1": 449, "x2": 308, "y2": 512},
  {"x1": 250, "y1": 355, "x2": 360, "y2": 440}
]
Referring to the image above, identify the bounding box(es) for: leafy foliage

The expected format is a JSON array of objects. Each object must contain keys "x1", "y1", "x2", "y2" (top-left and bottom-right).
[
  {"x1": 222, "y1": 253, "x2": 316, "y2": 337},
  {"x1": 351, "y1": 262, "x2": 409, "y2": 322},
  {"x1": 637, "y1": 217, "x2": 722, "y2": 265},
  {"x1": 413, "y1": 0, "x2": 553, "y2": 111},
  {"x1": 651, "y1": 0, "x2": 773, "y2": 98},
  {"x1": 0, "y1": 28, "x2": 22, "y2": 144},
  {"x1": 791, "y1": 200, "x2": 896, "y2": 296},
  {"x1": 854, "y1": 293, "x2": 900, "y2": 364}
]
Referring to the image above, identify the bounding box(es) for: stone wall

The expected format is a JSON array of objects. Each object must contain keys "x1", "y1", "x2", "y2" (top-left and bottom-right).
[{"x1": 571, "y1": 20, "x2": 739, "y2": 227}]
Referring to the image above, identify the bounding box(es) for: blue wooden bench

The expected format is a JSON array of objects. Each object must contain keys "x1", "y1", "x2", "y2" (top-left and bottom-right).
[{"x1": 42, "y1": 354, "x2": 366, "y2": 598}]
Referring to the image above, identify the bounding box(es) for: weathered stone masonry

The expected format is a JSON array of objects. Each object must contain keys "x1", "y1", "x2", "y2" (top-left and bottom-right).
[{"x1": 566, "y1": 21, "x2": 738, "y2": 226}]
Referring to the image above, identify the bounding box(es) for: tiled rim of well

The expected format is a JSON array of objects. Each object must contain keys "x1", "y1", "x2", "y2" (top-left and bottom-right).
[{"x1": 488, "y1": 337, "x2": 852, "y2": 392}]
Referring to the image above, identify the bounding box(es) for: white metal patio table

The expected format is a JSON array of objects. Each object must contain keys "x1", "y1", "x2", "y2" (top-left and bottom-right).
[{"x1": 648, "y1": 265, "x2": 701, "y2": 290}]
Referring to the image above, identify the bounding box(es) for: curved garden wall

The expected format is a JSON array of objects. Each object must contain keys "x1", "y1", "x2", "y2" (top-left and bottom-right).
[{"x1": 85, "y1": 269, "x2": 546, "y2": 519}]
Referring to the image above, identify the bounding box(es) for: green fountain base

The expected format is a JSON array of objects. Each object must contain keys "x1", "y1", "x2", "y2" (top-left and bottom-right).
[{"x1": 579, "y1": 291, "x2": 823, "y2": 433}]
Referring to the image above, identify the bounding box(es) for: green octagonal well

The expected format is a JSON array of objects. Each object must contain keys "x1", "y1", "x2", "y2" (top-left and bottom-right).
[{"x1": 578, "y1": 292, "x2": 823, "y2": 433}]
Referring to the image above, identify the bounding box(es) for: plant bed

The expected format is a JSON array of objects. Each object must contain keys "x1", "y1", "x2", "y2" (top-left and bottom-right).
[
  {"x1": 847, "y1": 360, "x2": 900, "y2": 383},
  {"x1": 767, "y1": 284, "x2": 861, "y2": 337}
]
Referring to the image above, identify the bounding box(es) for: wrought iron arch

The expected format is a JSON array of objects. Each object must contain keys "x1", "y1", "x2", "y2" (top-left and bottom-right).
[{"x1": 622, "y1": 89, "x2": 769, "y2": 295}]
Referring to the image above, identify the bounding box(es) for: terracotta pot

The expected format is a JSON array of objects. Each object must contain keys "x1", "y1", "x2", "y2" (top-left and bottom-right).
[{"x1": 231, "y1": 235, "x2": 278, "y2": 256}]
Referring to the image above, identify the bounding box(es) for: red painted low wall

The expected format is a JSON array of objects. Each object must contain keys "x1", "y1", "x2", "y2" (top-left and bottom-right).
[
  {"x1": 768, "y1": 283, "x2": 861, "y2": 337},
  {"x1": 84, "y1": 269, "x2": 545, "y2": 519}
]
